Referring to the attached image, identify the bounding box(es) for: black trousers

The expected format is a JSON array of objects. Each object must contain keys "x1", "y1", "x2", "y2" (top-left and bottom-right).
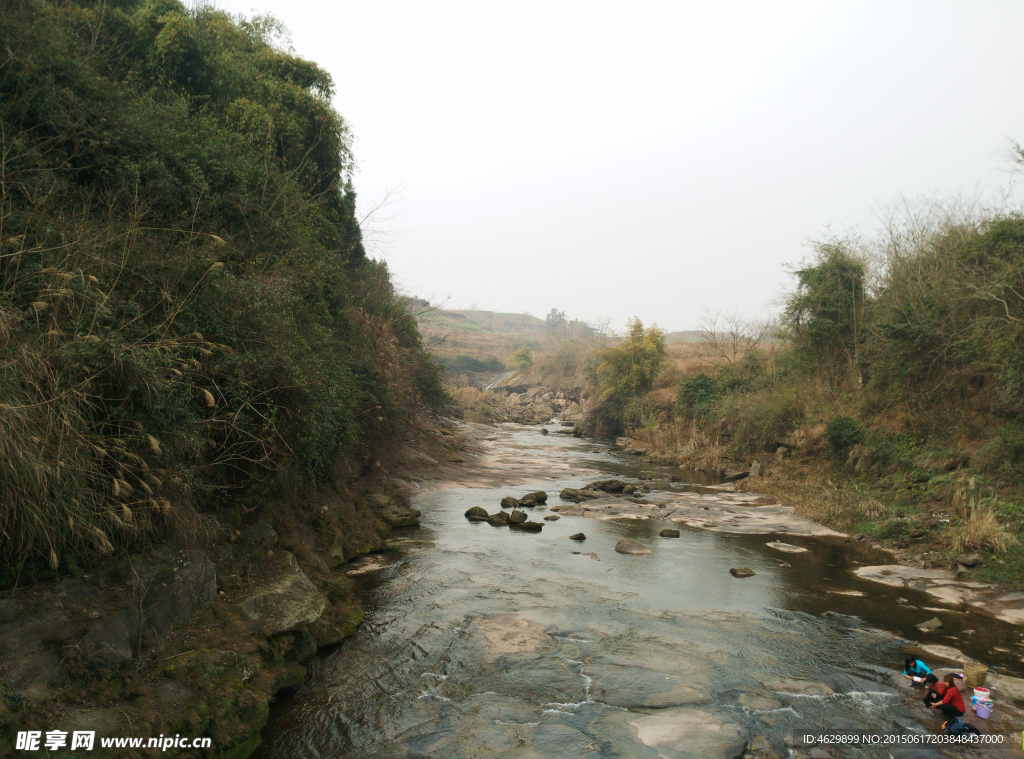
[
  {"x1": 923, "y1": 691, "x2": 943, "y2": 707},
  {"x1": 935, "y1": 703, "x2": 965, "y2": 719}
]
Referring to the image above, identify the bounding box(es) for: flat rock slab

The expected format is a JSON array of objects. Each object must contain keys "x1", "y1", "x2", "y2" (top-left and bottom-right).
[
  {"x1": 766, "y1": 541, "x2": 808, "y2": 553},
  {"x1": 761, "y1": 678, "x2": 834, "y2": 697},
  {"x1": 550, "y1": 488, "x2": 844, "y2": 538},
  {"x1": 854, "y1": 565, "x2": 1024, "y2": 627},
  {"x1": 586, "y1": 663, "x2": 712, "y2": 708},
  {"x1": 630, "y1": 708, "x2": 747, "y2": 759},
  {"x1": 737, "y1": 691, "x2": 783, "y2": 711},
  {"x1": 237, "y1": 551, "x2": 325, "y2": 635},
  {"x1": 479, "y1": 613, "x2": 549, "y2": 655}
]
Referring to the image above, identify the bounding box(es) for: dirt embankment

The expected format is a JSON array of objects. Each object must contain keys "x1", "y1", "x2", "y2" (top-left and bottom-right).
[{"x1": 0, "y1": 417, "x2": 475, "y2": 759}]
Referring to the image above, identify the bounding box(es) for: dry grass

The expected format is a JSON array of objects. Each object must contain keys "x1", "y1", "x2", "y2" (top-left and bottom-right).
[{"x1": 950, "y1": 485, "x2": 1016, "y2": 553}]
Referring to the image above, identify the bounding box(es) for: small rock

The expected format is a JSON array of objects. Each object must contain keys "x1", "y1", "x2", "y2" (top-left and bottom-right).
[
  {"x1": 569, "y1": 533, "x2": 586, "y2": 541},
  {"x1": 487, "y1": 512, "x2": 510, "y2": 526},
  {"x1": 511, "y1": 520, "x2": 543, "y2": 532},
  {"x1": 775, "y1": 446, "x2": 788, "y2": 461},
  {"x1": 659, "y1": 529, "x2": 680, "y2": 538},
  {"x1": 508, "y1": 509, "x2": 527, "y2": 524},
  {"x1": 241, "y1": 521, "x2": 277, "y2": 547},
  {"x1": 543, "y1": 515, "x2": 560, "y2": 521},
  {"x1": 518, "y1": 491, "x2": 548, "y2": 506},
  {"x1": 622, "y1": 484, "x2": 636, "y2": 495},
  {"x1": 669, "y1": 475, "x2": 682, "y2": 483},
  {"x1": 956, "y1": 552, "x2": 983, "y2": 567},
  {"x1": 499, "y1": 496, "x2": 519, "y2": 509},
  {"x1": 749, "y1": 461, "x2": 761, "y2": 477},
  {"x1": 615, "y1": 538, "x2": 651, "y2": 555},
  {"x1": 540, "y1": 428, "x2": 549, "y2": 435},
  {"x1": 909, "y1": 529, "x2": 927, "y2": 539},
  {"x1": 778, "y1": 562, "x2": 791, "y2": 568},
  {"x1": 730, "y1": 567, "x2": 756, "y2": 578},
  {"x1": 465, "y1": 506, "x2": 489, "y2": 521},
  {"x1": 917, "y1": 616, "x2": 943, "y2": 632},
  {"x1": 962, "y1": 628, "x2": 975, "y2": 636}
]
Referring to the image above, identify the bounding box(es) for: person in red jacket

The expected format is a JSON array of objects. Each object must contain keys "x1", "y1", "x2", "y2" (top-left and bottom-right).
[
  {"x1": 929, "y1": 674, "x2": 966, "y2": 719},
  {"x1": 922, "y1": 674, "x2": 946, "y2": 707}
]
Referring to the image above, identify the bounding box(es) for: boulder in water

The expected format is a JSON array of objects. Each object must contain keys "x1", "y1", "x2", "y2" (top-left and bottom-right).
[
  {"x1": 543, "y1": 515, "x2": 560, "y2": 521},
  {"x1": 511, "y1": 520, "x2": 543, "y2": 532},
  {"x1": 917, "y1": 616, "x2": 942, "y2": 632},
  {"x1": 569, "y1": 533, "x2": 586, "y2": 541},
  {"x1": 465, "y1": 506, "x2": 489, "y2": 521},
  {"x1": 508, "y1": 509, "x2": 527, "y2": 524},
  {"x1": 559, "y1": 487, "x2": 599, "y2": 503},
  {"x1": 499, "y1": 496, "x2": 519, "y2": 509},
  {"x1": 487, "y1": 512, "x2": 510, "y2": 526},
  {"x1": 729, "y1": 567, "x2": 755, "y2": 578},
  {"x1": 518, "y1": 491, "x2": 547, "y2": 506},
  {"x1": 615, "y1": 538, "x2": 651, "y2": 555},
  {"x1": 584, "y1": 479, "x2": 627, "y2": 493},
  {"x1": 659, "y1": 529, "x2": 680, "y2": 538}
]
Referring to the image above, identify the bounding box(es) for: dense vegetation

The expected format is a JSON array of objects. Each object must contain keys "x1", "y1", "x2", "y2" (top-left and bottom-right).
[
  {"x1": 573, "y1": 202, "x2": 1024, "y2": 576},
  {"x1": 0, "y1": 0, "x2": 443, "y2": 578}
]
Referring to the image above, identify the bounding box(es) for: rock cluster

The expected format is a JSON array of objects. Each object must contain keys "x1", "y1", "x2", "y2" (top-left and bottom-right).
[{"x1": 464, "y1": 500, "x2": 544, "y2": 533}]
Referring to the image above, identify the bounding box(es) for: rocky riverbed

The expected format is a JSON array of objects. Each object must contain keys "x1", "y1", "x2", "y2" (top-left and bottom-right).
[{"x1": 256, "y1": 423, "x2": 1024, "y2": 759}]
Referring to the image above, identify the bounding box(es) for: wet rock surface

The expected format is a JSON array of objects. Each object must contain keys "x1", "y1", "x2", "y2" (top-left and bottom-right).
[{"x1": 256, "y1": 424, "x2": 1024, "y2": 759}]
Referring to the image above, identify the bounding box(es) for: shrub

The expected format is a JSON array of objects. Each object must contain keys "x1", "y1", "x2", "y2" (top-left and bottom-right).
[
  {"x1": 675, "y1": 374, "x2": 721, "y2": 421},
  {"x1": 825, "y1": 416, "x2": 867, "y2": 458},
  {"x1": 506, "y1": 347, "x2": 533, "y2": 370}
]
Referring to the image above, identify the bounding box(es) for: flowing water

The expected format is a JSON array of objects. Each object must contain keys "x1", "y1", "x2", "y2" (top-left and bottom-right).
[{"x1": 257, "y1": 426, "x2": 1024, "y2": 759}]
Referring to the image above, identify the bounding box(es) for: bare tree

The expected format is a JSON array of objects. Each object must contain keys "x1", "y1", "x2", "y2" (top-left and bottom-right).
[{"x1": 696, "y1": 309, "x2": 772, "y2": 369}]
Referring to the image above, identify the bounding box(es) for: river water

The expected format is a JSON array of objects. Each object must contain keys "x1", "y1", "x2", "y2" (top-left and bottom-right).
[{"x1": 256, "y1": 426, "x2": 1024, "y2": 759}]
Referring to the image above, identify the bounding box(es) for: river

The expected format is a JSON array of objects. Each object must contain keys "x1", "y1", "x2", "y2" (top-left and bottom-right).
[{"x1": 255, "y1": 425, "x2": 1024, "y2": 759}]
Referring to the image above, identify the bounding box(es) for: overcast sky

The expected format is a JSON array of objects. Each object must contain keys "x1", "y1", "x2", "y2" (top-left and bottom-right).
[{"x1": 217, "y1": 0, "x2": 1024, "y2": 331}]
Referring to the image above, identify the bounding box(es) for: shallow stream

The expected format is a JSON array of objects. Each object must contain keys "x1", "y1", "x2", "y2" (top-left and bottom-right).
[{"x1": 256, "y1": 426, "x2": 1024, "y2": 759}]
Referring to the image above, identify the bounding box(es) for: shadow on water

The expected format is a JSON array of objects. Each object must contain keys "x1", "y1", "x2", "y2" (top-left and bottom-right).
[{"x1": 256, "y1": 427, "x2": 1024, "y2": 759}]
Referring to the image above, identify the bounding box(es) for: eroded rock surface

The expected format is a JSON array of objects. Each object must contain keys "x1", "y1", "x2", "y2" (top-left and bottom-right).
[{"x1": 237, "y1": 552, "x2": 326, "y2": 635}]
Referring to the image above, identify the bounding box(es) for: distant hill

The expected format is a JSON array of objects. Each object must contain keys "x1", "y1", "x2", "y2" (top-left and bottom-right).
[
  {"x1": 415, "y1": 308, "x2": 549, "y2": 379},
  {"x1": 664, "y1": 331, "x2": 703, "y2": 344}
]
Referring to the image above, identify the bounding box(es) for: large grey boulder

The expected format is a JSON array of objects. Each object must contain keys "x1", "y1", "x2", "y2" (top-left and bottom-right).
[
  {"x1": 237, "y1": 552, "x2": 326, "y2": 636},
  {"x1": 508, "y1": 509, "x2": 528, "y2": 524},
  {"x1": 615, "y1": 539, "x2": 651, "y2": 555},
  {"x1": 559, "y1": 487, "x2": 599, "y2": 503}
]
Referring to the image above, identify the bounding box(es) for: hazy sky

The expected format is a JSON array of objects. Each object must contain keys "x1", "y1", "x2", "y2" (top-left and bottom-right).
[{"x1": 217, "y1": 0, "x2": 1024, "y2": 331}]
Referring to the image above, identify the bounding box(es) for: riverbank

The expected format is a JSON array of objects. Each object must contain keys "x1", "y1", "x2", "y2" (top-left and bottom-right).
[{"x1": 0, "y1": 415, "x2": 473, "y2": 758}]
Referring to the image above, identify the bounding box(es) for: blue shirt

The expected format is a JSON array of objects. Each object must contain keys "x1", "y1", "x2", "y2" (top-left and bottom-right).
[{"x1": 904, "y1": 660, "x2": 931, "y2": 677}]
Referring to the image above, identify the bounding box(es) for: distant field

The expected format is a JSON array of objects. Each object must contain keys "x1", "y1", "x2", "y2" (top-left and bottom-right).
[{"x1": 416, "y1": 308, "x2": 550, "y2": 376}]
